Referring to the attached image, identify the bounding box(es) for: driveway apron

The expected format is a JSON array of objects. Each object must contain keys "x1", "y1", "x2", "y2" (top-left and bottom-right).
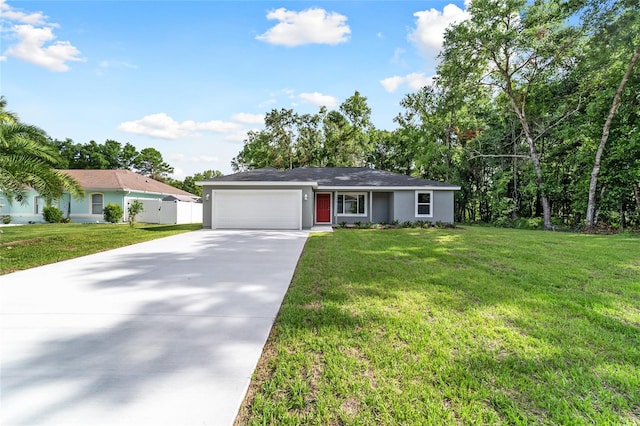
[{"x1": 1, "y1": 230, "x2": 309, "y2": 426}]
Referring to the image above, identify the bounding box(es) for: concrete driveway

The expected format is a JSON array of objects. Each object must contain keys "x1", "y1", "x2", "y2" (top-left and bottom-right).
[{"x1": 1, "y1": 230, "x2": 309, "y2": 426}]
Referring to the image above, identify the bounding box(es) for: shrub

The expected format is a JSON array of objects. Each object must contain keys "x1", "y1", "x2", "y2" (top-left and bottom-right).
[
  {"x1": 2, "y1": 215, "x2": 11, "y2": 224},
  {"x1": 354, "y1": 221, "x2": 362, "y2": 228},
  {"x1": 42, "y1": 206, "x2": 64, "y2": 223},
  {"x1": 401, "y1": 221, "x2": 413, "y2": 228},
  {"x1": 338, "y1": 221, "x2": 348, "y2": 228},
  {"x1": 127, "y1": 200, "x2": 144, "y2": 227},
  {"x1": 103, "y1": 203, "x2": 123, "y2": 223}
]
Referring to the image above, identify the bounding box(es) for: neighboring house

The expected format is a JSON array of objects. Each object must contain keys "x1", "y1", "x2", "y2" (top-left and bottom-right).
[
  {"x1": 198, "y1": 167, "x2": 460, "y2": 230},
  {"x1": 0, "y1": 169, "x2": 201, "y2": 224}
]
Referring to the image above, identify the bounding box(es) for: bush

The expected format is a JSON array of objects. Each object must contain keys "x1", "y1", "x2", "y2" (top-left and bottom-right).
[
  {"x1": 2, "y1": 215, "x2": 11, "y2": 224},
  {"x1": 127, "y1": 200, "x2": 144, "y2": 227},
  {"x1": 42, "y1": 206, "x2": 64, "y2": 223},
  {"x1": 103, "y1": 203, "x2": 123, "y2": 223}
]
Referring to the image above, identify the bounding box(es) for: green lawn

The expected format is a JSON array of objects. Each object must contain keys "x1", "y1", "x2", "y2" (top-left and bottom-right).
[
  {"x1": 237, "y1": 226, "x2": 640, "y2": 425},
  {"x1": 0, "y1": 222, "x2": 201, "y2": 274}
]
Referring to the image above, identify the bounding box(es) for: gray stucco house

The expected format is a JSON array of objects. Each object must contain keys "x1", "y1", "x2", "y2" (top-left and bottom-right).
[{"x1": 197, "y1": 167, "x2": 460, "y2": 230}]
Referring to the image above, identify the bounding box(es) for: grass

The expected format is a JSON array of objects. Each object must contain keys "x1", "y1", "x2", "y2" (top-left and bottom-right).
[
  {"x1": 0, "y1": 222, "x2": 201, "y2": 274},
  {"x1": 236, "y1": 226, "x2": 640, "y2": 425}
]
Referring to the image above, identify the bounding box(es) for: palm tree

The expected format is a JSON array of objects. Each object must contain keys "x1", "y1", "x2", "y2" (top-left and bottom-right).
[{"x1": 0, "y1": 98, "x2": 84, "y2": 204}]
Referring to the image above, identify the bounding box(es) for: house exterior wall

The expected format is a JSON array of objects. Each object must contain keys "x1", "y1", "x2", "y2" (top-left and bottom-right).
[
  {"x1": 432, "y1": 190, "x2": 455, "y2": 223},
  {"x1": 392, "y1": 190, "x2": 455, "y2": 224},
  {"x1": 372, "y1": 192, "x2": 391, "y2": 223},
  {"x1": 1, "y1": 189, "x2": 198, "y2": 224},
  {"x1": 198, "y1": 184, "x2": 457, "y2": 229}
]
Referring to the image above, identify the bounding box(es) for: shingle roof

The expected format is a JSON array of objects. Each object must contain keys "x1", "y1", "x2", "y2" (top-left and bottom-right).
[
  {"x1": 60, "y1": 170, "x2": 197, "y2": 197},
  {"x1": 204, "y1": 167, "x2": 459, "y2": 188}
]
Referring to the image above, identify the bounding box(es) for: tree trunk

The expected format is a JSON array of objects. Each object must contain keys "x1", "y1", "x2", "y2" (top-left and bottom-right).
[
  {"x1": 585, "y1": 43, "x2": 640, "y2": 229},
  {"x1": 505, "y1": 92, "x2": 553, "y2": 230}
]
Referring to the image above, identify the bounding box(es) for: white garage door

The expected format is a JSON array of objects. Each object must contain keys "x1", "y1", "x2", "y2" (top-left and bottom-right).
[{"x1": 212, "y1": 190, "x2": 302, "y2": 230}]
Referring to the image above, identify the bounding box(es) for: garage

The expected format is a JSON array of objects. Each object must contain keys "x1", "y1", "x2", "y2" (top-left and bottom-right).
[{"x1": 211, "y1": 189, "x2": 302, "y2": 230}]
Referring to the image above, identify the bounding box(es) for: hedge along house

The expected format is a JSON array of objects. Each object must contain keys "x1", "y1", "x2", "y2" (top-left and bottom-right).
[
  {"x1": 0, "y1": 169, "x2": 201, "y2": 224},
  {"x1": 197, "y1": 167, "x2": 461, "y2": 230}
]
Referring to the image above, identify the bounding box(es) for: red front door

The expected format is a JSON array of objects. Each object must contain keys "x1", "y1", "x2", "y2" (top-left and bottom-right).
[{"x1": 316, "y1": 193, "x2": 331, "y2": 223}]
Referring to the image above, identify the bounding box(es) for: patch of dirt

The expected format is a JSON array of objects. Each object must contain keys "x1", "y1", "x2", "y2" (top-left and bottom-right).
[{"x1": 340, "y1": 397, "x2": 361, "y2": 417}]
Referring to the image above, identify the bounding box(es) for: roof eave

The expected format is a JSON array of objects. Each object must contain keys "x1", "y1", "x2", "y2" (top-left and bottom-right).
[
  {"x1": 318, "y1": 185, "x2": 461, "y2": 191},
  {"x1": 198, "y1": 180, "x2": 319, "y2": 188}
]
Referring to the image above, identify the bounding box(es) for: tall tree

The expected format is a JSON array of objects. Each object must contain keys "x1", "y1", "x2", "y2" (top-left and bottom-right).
[
  {"x1": 0, "y1": 100, "x2": 83, "y2": 203},
  {"x1": 438, "y1": 0, "x2": 581, "y2": 229},
  {"x1": 134, "y1": 147, "x2": 174, "y2": 181},
  {"x1": 582, "y1": 0, "x2": 640, "y2": 229}
]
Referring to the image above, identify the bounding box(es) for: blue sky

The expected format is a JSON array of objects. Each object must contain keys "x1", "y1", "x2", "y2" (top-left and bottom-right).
[{"x1": 1, "y1": 0, "x2": 470, "y2": 177}]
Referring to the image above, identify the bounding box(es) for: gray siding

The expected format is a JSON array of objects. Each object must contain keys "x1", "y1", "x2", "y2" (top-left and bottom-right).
[
  {"x1": 432, "y1": 190, "x2": 455, "y2": 223},
  {"x1": 392, "y1": 191, "x2": 416, "y2": 223},
  {"x1": 392, "y1": 190, "x2": 455, "y2": 224},
  {"x1": 372, "y1": 192, "x2": 391, "y2": 223},
  {"x1": 301, "y1": 187, "x2": 314, "y2": 229}
]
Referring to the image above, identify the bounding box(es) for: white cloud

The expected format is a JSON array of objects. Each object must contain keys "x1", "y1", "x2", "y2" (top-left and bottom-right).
[
  {"x1": 232, "y1": 112, "x2": 264, "y2": 125},
  {"x1": 257, "y1": 7, "x2": 350, "y2": 46},
  {"x1": 99, "y1": 60, "x2": 139, "y2": 69},
  {"x1": 298, "y1": 92, "x2": 338, "y2": 108},
  {"x1": 1, "y1": 1, "x2": 84, "y2": 72},
  {"x1": 380, "y1": 76, "x2": 405, "y2": 93},
  {"x1": 380, "y1": 73, "x2": 435, "y2": 93},
  {"x1": 406, "y1": 73, "x2": 435, "y2": 90},
  {"x1": 391, "y1": 47, "x2": 406, "y2": 66},
  {"x1": 0, "y1": 0, "x2": 47, "y2": 25},
  {"x1": 118, "y1": 112, "x2": 262, "y2": 140},
  {"x1": 408, "y1": 1, "x2": 470, "y2": 58}
]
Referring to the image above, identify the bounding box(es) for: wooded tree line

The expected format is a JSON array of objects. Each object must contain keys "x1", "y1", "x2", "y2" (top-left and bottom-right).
[{"x1": 233, "y1": 0, "x2": 639, "y2": 231}]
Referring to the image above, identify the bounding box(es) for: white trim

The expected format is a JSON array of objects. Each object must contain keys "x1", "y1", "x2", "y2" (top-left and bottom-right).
[
  {"x1": 314, "y1": 192, "x2": 333, "y2": 224},
  {"x1": 319, "y1": 185, "x2": 460, "y2": 191},
  {"x1": 90, "y1": 193, "x2": 104, "y2": 215},
  {"x1": 415, "y1": 190, "x2": 433, "y2": 218},
  {"x1": 198, "y1": 181, "x2": 318, "y2": 188},
  {"x1": 335, "y1": 192, "x2": 368, "y2": 217}
]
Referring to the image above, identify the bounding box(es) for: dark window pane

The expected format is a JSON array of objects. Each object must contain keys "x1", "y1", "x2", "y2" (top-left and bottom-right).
[
  {"x1": 418, "y1": 205, "x2": 430, "y2": 215},
  {"x1": 418, "y1": 193, "x2": 430, "y2": 204}
]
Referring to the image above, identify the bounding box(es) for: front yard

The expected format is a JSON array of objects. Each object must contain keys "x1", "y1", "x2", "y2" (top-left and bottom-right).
[
  {"x1": 237, "y1": 226, "x2": 640, "y2": 425},
  {"x1": 0, "y1": 223, "x2": 201, "y2": 274}
]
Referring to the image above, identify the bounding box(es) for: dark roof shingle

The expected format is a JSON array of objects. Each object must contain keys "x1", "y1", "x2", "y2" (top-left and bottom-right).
[{"x1": 205, "y1": 167, "x2": 458, "y2": 188}]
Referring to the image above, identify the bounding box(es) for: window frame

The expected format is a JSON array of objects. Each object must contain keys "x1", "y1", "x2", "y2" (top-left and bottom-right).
[
  {"x1": 91, "y1": 193, "x2": 104, "y2": 215},
  {"x1": 415, "y1": 190, "x2": 433, "y2": 218},
  {"x1": 335, "y1": 192, "x2": 367, "y2": 217}
]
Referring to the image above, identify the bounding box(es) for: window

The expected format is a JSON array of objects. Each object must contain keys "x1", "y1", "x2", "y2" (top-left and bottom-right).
[
  {"x1": 336, "y1": 192, "x2": 366, "y2": 216},
  {"x1": 415, "y1": 191, "x2": 432, "y2": 217},
  {"x1": 91, "y1": 193, "x2": 104, "y2": 215}
]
